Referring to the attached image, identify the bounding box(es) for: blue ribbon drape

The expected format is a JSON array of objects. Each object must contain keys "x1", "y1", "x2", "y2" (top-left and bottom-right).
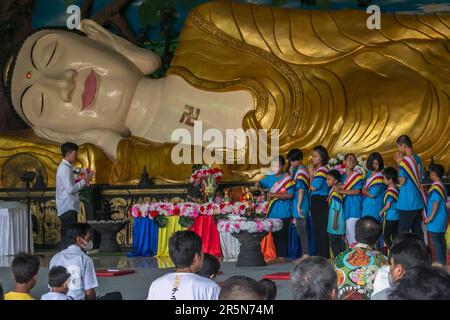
[
  {"x1": 128, "y1": 217, "x2": 159, "y2": 257},
  {"x1": 288, "y1": 223, "x2": 302, "y2": 259}
]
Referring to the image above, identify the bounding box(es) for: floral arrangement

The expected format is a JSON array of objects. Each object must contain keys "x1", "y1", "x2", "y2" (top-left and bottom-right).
[
  {"x1": 129, "y1": 201, "x2": 269, "y2": 219},
  {"x1": 190, "y1": 166, "x2": 224, "y2": 200},
  {"x1": 217, "y1": 216, "x2": 283, "y2": 234},
  {"x1": 328, "y1": 153, "x2": 366, "y2": 176},
  {"x1": 74, "y1": 168, "x2": 94, "y2": 203},
  {"x1": 74, "y1": 168, "x2": 93, "y2": 186}
]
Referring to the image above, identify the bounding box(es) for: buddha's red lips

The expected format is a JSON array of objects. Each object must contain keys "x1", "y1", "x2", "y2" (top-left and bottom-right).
[{"x1": 82, "y1": 70, "x2": 97, "y2": 110}]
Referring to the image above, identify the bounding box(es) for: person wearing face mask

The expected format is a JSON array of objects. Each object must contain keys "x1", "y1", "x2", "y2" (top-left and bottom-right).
[
  {"x1": 371, "y1": 236, "x2": 432, "y2": 300},
  {"x1": 41, "y1": 266, "x2": 72, "y2": 300},
  {"x1": 49, "y1": 223, "x2": 122, "y2": 300},
  {"x1": 49, "y1": 223, "x2": 97, "y2": 300}
]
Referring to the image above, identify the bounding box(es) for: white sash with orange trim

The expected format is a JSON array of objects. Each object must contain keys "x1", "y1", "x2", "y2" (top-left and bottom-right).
[
  {"x1": 399, "y1": 156, "x2": 427, "y2": 210},
  {"x1": 267, "y1": 174, "x2": 295, "y2": 215}
]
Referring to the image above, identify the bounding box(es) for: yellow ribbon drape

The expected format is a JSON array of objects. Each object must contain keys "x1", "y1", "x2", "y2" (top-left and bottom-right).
[{"x1": 156, "y1": 216, "x2": 186, "y2": 258}]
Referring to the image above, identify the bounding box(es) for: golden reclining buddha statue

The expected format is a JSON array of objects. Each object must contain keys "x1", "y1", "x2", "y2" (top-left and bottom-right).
[{"x1": 1, "y1": 1, "x2": 449, "y2": 186}]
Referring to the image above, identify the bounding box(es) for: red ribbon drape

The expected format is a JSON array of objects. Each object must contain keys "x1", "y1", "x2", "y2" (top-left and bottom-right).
[{"x1": 190, "y1": 215, "x2": 222, "y2": 258}]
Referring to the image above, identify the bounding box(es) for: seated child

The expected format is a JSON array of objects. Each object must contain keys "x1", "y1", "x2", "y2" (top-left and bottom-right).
[
  {"x1": 259, "y1": 279, "x2": 277, "y2": 300},
  {"x1": 4, "y1": 253, "x2": 40, "y2": 300},
  {"x1": 379, "y1": 167, "x2": 400, "y2": 250},
  {"x1": 41, "y1": 266, "x2": 72, "y2": 300},
  {"x1": 425, "y1": 164, "x2": 448, "y2": 266},
  {"x1": 327, "y1": 169, "x2": 346, "y2": 257},
  {"x1": 198, "y1": 253, "x2": 221, "y2": 281}
]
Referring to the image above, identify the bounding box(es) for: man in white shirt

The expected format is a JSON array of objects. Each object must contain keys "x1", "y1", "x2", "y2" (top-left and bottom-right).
[
  {"x1": 147, "y1": 230, "x2": 220, "y2": 300},
  {"x1": 56, "y1": 142, "x2": 94, "y2": 249},
  {"x1": 50, "y1": 223, "x2": 98, "y2": 300}
]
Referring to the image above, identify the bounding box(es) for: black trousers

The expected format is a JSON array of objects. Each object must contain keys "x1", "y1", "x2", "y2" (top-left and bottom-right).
[
  {"x1": 398, "y1": 210, "x2": 423, "y2": 241},
  {"x1": 329, "y1": 234, "x2": 345, "y2": 258},
  {"x1": 59, "y1": 210, "x2": 78, "y2": 250},
  {"x1": 383, "y1": 220, "x2": 399, "y2": 249},
  {"x1": 311, "y1": 195, "x2": 330, "y2": 258},
  {"x1": 272, "y1": 218, "x2": 290, "y2": 258}
]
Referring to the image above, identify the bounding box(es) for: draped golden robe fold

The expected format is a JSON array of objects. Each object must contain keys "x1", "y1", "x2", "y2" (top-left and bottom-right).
[{"x1": 169, "y1": 1, "x2": 450, "y2": 164}]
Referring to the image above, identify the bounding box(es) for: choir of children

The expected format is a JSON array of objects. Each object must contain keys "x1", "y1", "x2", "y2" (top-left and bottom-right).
[{"x1": 257, "y1": 135, "x2": 448, "y2": 265}]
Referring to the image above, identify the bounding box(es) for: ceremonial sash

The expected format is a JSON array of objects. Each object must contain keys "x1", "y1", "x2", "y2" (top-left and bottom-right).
[
  {"x1": 364, "y1": 171, "x2": 384, "y2": 190},
  {"x1": 328, "y1": 188, "x2": 344, "y2": 207},
  {"x1": 399, "y1": 156, "x2": 427, "y2": 210},
  {"x1": 311, "y1": 166, "x2": 328, "y2": 191},
  {"x1": 428, "y1": 181, "x2": 447, "y2": 202},
  {"x1": 343, "y1": 171, "x2": 363, "y2": 198},
  {"x1": 384, "y1": 187, "x2": 399, "y2": 205},
  {"x1": 294, "y1": 167, "x2": 310, "y2": 189},
  {"x1": 267, "y1": 174, "x2": 295, "y2": 215}
]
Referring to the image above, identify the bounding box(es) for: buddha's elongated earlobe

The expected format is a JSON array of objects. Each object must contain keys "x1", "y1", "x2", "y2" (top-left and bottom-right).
[
  {"x1": 34, "y1": 127, "x2": 123, "y2": 160},
  {"x1": 79, "y1": 19, "x2": 161, "y2": 75}
]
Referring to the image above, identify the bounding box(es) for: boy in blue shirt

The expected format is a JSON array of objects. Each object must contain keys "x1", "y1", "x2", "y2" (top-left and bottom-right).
[
  {"x1": 425, "y1": 164, "x2": 448, "y2": 266},
  {"x1": 379, "y1": 167, "x2": 399, "y2": 250},
  {"x1": 326, "y1": 169, "x2": 346, "y2": 258},
  {"x1": 395, "y1": 135, "x2": 425, "y2": 240}
]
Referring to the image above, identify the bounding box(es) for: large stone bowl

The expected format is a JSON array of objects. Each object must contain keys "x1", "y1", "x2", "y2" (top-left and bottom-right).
[
  {"x1": 231, "y1": 231, "x2": 268, "y2": 267},
  {"x1": 88, "y1": 219, "x2": 129, "y2": 252}
]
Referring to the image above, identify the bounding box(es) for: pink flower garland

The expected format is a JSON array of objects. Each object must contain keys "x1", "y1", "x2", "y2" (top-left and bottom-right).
[
  {"x1": 217, "y1": 217, "x2": 283, "y2": 234},
  {"x1": 129, "y1": 201, "x2": 269, "y2": 219}
]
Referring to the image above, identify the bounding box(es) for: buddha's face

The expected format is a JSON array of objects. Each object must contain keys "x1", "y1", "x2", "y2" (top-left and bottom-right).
[{"x1": 10, "y1": 27, "x2": 142, "y2": 134}]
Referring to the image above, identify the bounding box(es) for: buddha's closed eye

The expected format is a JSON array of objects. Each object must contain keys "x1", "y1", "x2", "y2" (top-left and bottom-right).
[
  {"x1": 40, "y1": 92, "x2": 44, "y2": 116},
  {"x1": 44, "y1": 41, "x2": 58, "y2": 68}
]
